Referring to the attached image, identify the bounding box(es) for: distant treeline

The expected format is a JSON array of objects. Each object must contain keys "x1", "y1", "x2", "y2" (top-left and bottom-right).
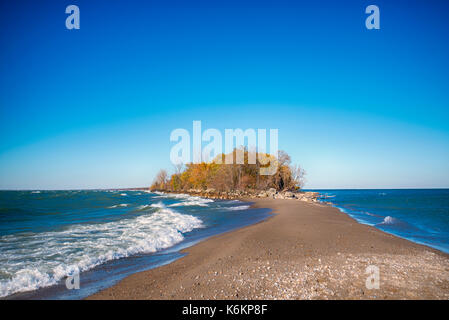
[{"x1": 151, "y1": 149, "x2": 305, "y2": 192}]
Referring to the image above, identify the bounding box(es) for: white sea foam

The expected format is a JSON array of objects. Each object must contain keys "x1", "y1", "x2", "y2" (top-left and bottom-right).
[
  {"x1": 153, "y1": 192, "x2": 214, "y2": 207},
  {"x1": 108, "y1": 203, "x2": 129, "y2": 208},
  {"x1": 169, "y1": 197, "x2": 214, "y2": 207},
  {"x1": 0, "y1": 204, "x2": 203, "y2": 298},
  {"x1": 380, "y1": 216, "x2": 396, "y2": 225},
  {"x1": 224, "y1": 205, "x2": 251, "y2": 211},
  {"x1": 153, "y1": 191, "x2": 192, "y2": 200},
  {"x1": 120, "y1": 193, "x2": 128, "y2": 196},
  {"x1": 221, "y1": 200, "x2": 240, "y2": 204}
]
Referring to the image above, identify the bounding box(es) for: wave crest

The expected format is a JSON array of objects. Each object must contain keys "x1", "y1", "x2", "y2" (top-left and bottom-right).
[{"x1": 0, "y1": 205, "x2": 203, "y2": 297}]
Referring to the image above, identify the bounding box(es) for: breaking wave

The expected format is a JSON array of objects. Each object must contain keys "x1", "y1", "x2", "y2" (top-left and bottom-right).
[
  {"x1": 224, "y1": 205, "x2": 251, "y2": 211},
  {"x1": 379, "y1": 216, "x2": 396, "y2": 225},
  {"x1": 108, "y1": 203, "x2": 129, "y2": 208},
  {"x1": 0, "y1": 203, "x2": 203, "y2": 297}
]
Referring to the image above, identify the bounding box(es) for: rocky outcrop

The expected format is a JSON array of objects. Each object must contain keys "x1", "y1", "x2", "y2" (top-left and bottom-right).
[
  {"x1": 163, "y1": 188, "x2": 320, "y2": 203},
  {"x1": 266, "y1": 188, "x2": 277, "y2": 198},
  {"x1": 283, "y1": 191, "x2": 295, "y2": 198}
]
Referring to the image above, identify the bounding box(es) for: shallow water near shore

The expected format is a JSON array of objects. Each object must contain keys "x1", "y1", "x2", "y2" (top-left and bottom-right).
[
  {"x1": 314, "y1": 189, "x2": 449, "y2": 254},
  {"x1": 0, "y1": 190, "x2": 271, "y2": 299}
]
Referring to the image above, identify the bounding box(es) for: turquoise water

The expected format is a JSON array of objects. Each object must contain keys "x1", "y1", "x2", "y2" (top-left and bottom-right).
[
  {"x1": 0, "y1": 190, "x2": 270, "y2": 299},
  {"x1": 314, "y1": 189, "x2": 449, "y2": 254}
]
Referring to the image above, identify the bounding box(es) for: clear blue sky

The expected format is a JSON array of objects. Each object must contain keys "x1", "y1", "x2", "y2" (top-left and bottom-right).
[{"x1": 0, "y1": 0, "x2": 448, "y2": 189}]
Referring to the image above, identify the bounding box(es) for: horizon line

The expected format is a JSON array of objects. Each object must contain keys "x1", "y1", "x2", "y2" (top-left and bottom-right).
[{"x1": 1, "y1": 187, "x2": 449, "y2": 191}]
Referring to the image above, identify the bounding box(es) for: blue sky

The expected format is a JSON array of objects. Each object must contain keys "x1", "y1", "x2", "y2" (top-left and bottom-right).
[{"x1": 0, "y1": 0, "x2": 448, "y2": 189}]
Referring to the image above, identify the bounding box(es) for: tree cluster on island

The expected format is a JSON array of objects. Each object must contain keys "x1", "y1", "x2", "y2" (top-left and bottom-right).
[{"x1": 150, "y1": 149, "x2": 306, "y2": 198}]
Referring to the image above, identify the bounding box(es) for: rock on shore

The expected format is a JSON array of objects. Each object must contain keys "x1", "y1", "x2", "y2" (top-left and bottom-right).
[{"x1": 157, "y1": 188, "x2": 320, "y2": 203}]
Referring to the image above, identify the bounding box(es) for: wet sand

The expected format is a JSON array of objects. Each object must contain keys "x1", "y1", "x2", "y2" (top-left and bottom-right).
[{"x1": 88, "y1": 199, "x2": 449, "y2": 299}]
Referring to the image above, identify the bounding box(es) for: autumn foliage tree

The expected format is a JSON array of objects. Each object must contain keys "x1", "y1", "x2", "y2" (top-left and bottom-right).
[
  {"x1": 150, "y1": 169, "x2": 168, "y2": 190},
  {"x1": 151, "y1": 149, "x2": 305, "y2": 192}
]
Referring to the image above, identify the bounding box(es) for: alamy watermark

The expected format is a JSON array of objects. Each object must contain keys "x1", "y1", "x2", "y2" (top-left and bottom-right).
[
  {"x1": 65, "y1": 5, "x2": 80, "y2": 30},
  {"x1": 365, "y1": 5, "x2": 380, "y2": 30},
  {"x1": 65, "y1": 272, "x2": 80, "y2": 290},
  {"x1": 64, "y1": 5, "x2": 379, "y2": 31},
  {"x1": 170, "y1": 121, "x2": 279, "y2": 175},
  {"x1": 365, "y1": 265, "x2": 380, "y2": 289}
]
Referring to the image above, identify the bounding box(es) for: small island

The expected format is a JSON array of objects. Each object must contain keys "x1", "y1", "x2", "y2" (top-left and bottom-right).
[{"x1": 149, "y1": 148, "x2": 319, "y2": 202}]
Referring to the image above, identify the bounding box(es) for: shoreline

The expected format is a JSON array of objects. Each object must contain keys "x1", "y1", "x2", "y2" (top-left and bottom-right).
[
  {"x1": 88, "y1": 198, "x2": 449, "y2": 299},
  {"x1": 2, "y1": 195, "x2": 270, "y2": 300},
  {"x1": 328, "y1": 203, "x2": 449, "y2": 255}
]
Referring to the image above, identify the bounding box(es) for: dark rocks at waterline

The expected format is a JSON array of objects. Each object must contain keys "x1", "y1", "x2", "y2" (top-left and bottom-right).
[{"x1": 154, "y1": 188, "x2": 320, "y2": 202}]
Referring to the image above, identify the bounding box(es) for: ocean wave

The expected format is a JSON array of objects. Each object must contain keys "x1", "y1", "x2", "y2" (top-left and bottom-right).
[
  {"x1": 153, "y1": 191, "x2": 192, "y2": 200},
  {"x1": 334, "y1": 206, "x2": 349, "y2": 214},
  {"x1": 363, "y1": 210, "x2": 382, "y2": 218},
  {"x1": 169, "y1": 197, "x2": 214, "y2": 207},
  {"x1": 153, "y1": 192, "x2": 214, "y2": 207},
  {"x1": 220, "y1": 200, "x2": 240, "y2": 204},
  {"x1": 378, "y1": 216, "x2": 397, "y2": 225},
  {"x1": 224, "y1": 205, "x2": 251, "y2": 211},
  {"x1": 108, "y1": 203, "x2": 129, "y2": 208},
  {"x1": 0, "y1": 204, "x2": 203, "y2": 298}
]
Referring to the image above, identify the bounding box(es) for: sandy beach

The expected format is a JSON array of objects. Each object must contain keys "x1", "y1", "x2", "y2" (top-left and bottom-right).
[{"x1": 88, "y1": 198, "x2": 449, "y2": 300}]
